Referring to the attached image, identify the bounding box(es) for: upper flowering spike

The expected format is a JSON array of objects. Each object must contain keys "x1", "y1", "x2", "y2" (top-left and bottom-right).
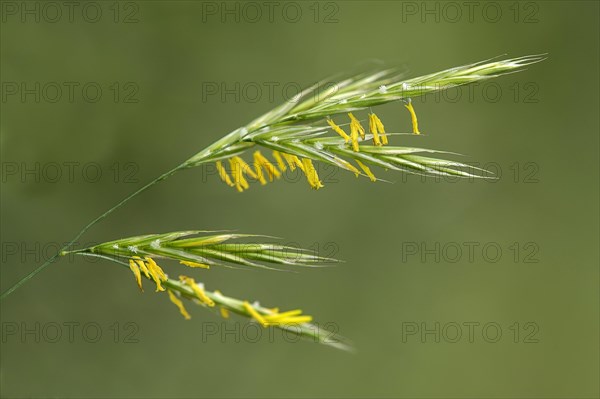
[{"x1": 404, "y1": 99, "x2": 420, "y2": 134}]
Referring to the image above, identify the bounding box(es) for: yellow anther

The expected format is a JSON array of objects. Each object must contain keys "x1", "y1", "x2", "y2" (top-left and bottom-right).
[
  {"x1": 301, "y1": 158, "x2": 324, "y2": 190},
  {"x1": 348, "y1": 113, "x2": 366, "y2": 139},
  {"x1": 132, "y1": 256, "x2": 150, "y2": 278},
  {"x1": 128, "y1": 259, "x2": 143, "y2": 291},
  {"x1": 404, "y1": 99, "x2": 420, "y2": 134},
  {"x1": 339, "y1": 159, "x2": 361, "y2": 177},
  {"x1": 167, "y1": 290, "x2": 191, "y2": 320},
  {"x1": 327, "y1": 118, "x2": 350, "y2": 142},
  {"x1": 356, "y1": 160, "x2": 377, "y2": 182},
  {"x1": 281, "y1": 153, "x2": 304, "y2": 172},
  {"x1": 179, "y1": 276, "x2": 215, "y2": 307},
  {"x1": 145, "y1": 257, "x2": 166, "y2": 292},
  {"x1": 272, "y1": 151, "x2": 287, "y2": 172},
  {"x1": 347, "y1": 113, "x2": 362, "y2": 152},
  {"x1": 216, "y1": 160, "x2": 234, "y2": 187},
  {"x1": 374, "y1": 114, "x2": 388, "y2": 144},
  {"x1": 262, "y1": 309, "x2": 313, "y2": 326},
  {"x1": 232, "y1": 156, "x2": 258, "y2": 179},
  {"x1": 254, "y1": 151, "x2": 281, "y2": 182},
  {"x1": 180, "y1": 260, "x2": 210, "y2": 269},
  {"x1": 254, "y1": 158, "x2": 267, "y2": 185},
  {"x1": 368, "y1": 113, "x2": 382, "y2": 146},
  {"x1": 229, "y1": 157, "x2": 249, "y2": 192},
  {"x1": 220, "y1": 307, "x2": 230, "y2": 319},
  {"x1": 263, "y1": 309, "x2": 303, "y2": 321},
  {"x1": 243, "y1": 301, "x2": 268, "y2": 327}
]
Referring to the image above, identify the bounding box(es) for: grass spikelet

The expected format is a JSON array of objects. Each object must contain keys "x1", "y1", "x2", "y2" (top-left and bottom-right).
[
  {"x1": 62, "y1": 234, "x2": 348, "y2": 350},
  {"x1": 184, "y1": 55, "x2": 545, "y2": 192}
]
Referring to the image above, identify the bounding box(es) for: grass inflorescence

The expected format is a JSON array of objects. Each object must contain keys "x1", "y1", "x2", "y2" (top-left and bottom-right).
[
  {"x1": 63, "y1": 231, "x2": 348, "y2": 350},
  {"x1": 3, "y1": 55, "x2": 545, "y2": 351}
]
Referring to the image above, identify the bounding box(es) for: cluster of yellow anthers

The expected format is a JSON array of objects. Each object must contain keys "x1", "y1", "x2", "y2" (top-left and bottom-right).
[
  {"x1": 167, "y1": 275, "x2": 215, "y2": 320},
  {"x1": 328, "y1": 103, "x2": 420, "y2": 152},
  {"x1": 166, "y1": 277, "x2": 313, "y2": 327},
  {"x1": 214, "y1": 103, "x2": 420, "y2": 191},
  {"x1": 216, "y1": 150, "x2": 323, "y2": 191},
  {"x1": 127, "y1": 256, "x2": 208, "y2": 292},
  {"x1": 242, "y1": 301, "x2": 313, "y2": 327}
]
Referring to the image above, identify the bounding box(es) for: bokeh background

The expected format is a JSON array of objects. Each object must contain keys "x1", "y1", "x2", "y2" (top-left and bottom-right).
[{"x1": 1, "y1": 1, "x2": 598, "y2": 398}]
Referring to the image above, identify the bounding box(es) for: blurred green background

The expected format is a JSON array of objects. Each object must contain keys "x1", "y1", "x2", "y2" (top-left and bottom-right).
[{"x1": 1, "y1": 1, "x2": 598, "y2": 398}]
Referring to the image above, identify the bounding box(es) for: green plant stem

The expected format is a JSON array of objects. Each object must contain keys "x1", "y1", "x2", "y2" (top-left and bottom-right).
[
  {"x1": 0, "y1": 163, "x2": 187, "y2": 301},
  {"x1": 1, "y1": 125, "x2": 250, "y2": 301}
]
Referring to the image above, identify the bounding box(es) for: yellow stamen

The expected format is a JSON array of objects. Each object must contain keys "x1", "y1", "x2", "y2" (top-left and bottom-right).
[
  {"x1": 145, "y1": 257, "x2": 166, "y2": 280},
  {"x1": 132, "y1": 256, "x2": 150, "y2": 278},
  {"x1": 243, "y1": 301, "x2": 268, "y2": 327},
  {"x1": 180, "y1": 260, "x2": 210, "y2": 269},
  {"x1": 282, "y1": 153, "x2": 304, "y2": 172},
  {"x1": 347, "y1": 113, "x2": 362, "y2": 152},
  {"x1": 327, "y1": 118, "x2": 350, "y2": 142},
  {"x1": 254, "y1": 151, "x2": 281, "y2": 181},
  {"x1": 179, "y1": 276, "x2": 215, "y2": 307},
  {"x1": 254, "y1": 157, "x2": 267, "y2": 185},
  {"x1": 368, "y1": 114, "x2": 382, "y2": 146},
  {"x1": 263, "y1": 309, "x2": 313, "y2": 326},
  {"x1": 301, "y1": 158, "x2": 324, "y2": 190},
  {"x1": 339, "y1": 159, "x2": 361, "y2": 177},
  {"x1": 216, "y1": 161, "x2": 234, "y2": 187},
  {"x1": 128, "y1": 259, "x2": 143, "y2": 291},
  {"x1": 356, "y1": 160, "x2": 377, "y2": 182},
  {"x1": 348, "y1": 113, "x2": 366, "y2": 139},
  {"x1": 145, "y1": 257, "x2": 166, "y2": 292},
  {"x1": 263, "y1": 309, "x2": 303, "y2": 321},
  {"x1": 404, "y1": 100, "x2": 420, "y2": 134},
  {"x1": 167, "y1": 290, "x2": 191, "y2": 320},
  {"x1": 374, "y1": 114, "x2": 388, "y2": 144},
  {"x1": 272, "y1": 151, "x2": 287, "y2": 172},
  {"x1": 229, "y1": 157, "x2": 249, "y2": 192},
  {"x1": 232, "y1": 156, "x2": 258, "y2": 179},
  {"x1": 220, "y1": 307, "x2": 230, "y2": 319}
]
